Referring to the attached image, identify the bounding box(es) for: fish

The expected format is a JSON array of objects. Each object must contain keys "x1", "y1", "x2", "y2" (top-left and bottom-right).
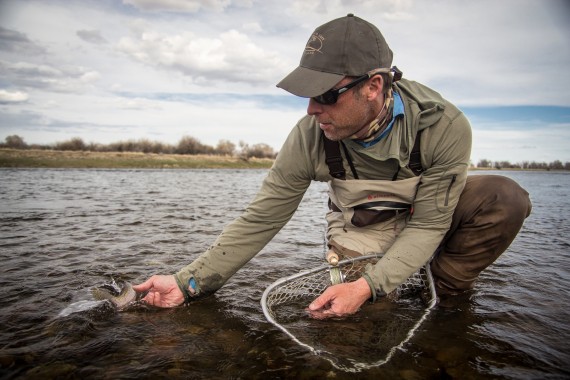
[{"x1": 91, "y1": 279, "x2": 138, "y2": 309}]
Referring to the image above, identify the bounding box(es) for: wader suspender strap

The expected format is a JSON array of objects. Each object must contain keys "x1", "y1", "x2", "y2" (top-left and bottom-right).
[
  {"x1": 322, "y1": 134, "x2": 359, "y2": 180},
  {"x1": 323, "y1": 135, "x2": 345, "y2": 179},
  {"x1": 322, "y1": 130, "x2": 424, "y2": 179},
  {"x1": 408, "y1": 131, "x2": 424, "y2": 176},
  {"x1": 341, "y1": 143, "x2": 359, "y2": 180}
]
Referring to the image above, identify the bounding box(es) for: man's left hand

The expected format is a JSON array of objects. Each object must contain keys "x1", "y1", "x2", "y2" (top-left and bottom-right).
[{"x1": 307, "y1": 277, "x2": 372, "y2": 319}]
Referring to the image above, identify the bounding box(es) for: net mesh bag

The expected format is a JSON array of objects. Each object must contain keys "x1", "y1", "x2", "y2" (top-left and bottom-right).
[{"x1": 261, "y1": 254, "x2": 437, "y2": 372}]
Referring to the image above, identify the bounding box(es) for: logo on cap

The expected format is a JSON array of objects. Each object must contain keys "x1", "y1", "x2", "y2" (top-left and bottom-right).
[{"x1": 304, "y1": 33, "x2": 324, "y2": 55}]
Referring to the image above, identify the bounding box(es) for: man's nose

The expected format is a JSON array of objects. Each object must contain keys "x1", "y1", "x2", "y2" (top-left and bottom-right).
[{"x1": 307, "y1": 98, "x2": 323, "y2": 116}]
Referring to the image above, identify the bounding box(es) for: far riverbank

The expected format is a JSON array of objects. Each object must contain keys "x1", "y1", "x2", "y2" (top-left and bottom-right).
[
  {"x1": 0, "y1": 149, "x2": 274, "y2": 169},
  {"x1": 0, "y1": 149, "x2": 564, "y2": 172}
]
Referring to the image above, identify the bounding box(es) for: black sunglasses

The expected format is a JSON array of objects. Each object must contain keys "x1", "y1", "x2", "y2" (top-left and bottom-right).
[{"x1": 312, "y1": 66, "x2": 402, "y2": 105}]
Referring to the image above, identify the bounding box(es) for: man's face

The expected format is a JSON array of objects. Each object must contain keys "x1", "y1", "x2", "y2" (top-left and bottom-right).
[{"x1": 307, "y1": 77, "x2": 379, "y2": 141}]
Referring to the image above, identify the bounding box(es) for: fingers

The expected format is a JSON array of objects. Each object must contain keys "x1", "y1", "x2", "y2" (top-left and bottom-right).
[
  {"x1": 132, "y1": 275, "x2": 185, "y2": 308},
  {"x1": 306, "y1": 306, "x2": 340, "y2": 320},
  {"x1": 132, "y1": 276, "x2": 155, "y2": 292},
  {"x1": 140, "y1": 289, "x2": 159, "y2": 305},
  {"x1": 307, "y1": 280, "x2": 371, "y2": 318},
  {"x1": 308, "y1": 291, "x2": 332, "y2": 311},
  {"x1": 140, "y1": 289, "x2": 173, "y2": 308},
  {"x1": 308, "y1": 284, "x2": 340, "y2": 312}
]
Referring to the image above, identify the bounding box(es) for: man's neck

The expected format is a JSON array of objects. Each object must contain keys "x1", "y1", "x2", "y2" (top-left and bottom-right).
[{"x1": 351, "y1": 93, "x2": 390, "y2": 141}]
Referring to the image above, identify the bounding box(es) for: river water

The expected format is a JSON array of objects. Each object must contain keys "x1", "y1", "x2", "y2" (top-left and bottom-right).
[{"x1": 0, "y1": 168, "x2": 568, "y2": 379}]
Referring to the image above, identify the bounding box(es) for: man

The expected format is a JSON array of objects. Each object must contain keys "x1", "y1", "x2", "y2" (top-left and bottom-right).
[{"x1": 134, "y1": 14, "x2": 531, "y2": 317}]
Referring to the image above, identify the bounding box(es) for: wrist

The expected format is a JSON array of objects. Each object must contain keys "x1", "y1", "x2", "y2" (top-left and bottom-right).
[
  {"x1": 353, "y1": 277, "x2": 372, "y2": 301},
  {"x1": 360, "y1": 274, "x2": 377, "y2": 302},
  {"x1": 174, "y1": 274, "x2": 192, "y2": 304}
]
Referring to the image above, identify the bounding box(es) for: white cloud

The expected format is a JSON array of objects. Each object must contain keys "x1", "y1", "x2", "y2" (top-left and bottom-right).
[
  {"x1": 76, "y1": 30, "x2": 108, "y2": 45},
  {"x1": 381, "y1": 11, "x2": 414, "y2": 21},
  {"x1": 123, "y1": 0, "x2": 233, "y2": 13},
  {"x1": 113, "y1": 96, "x2": 163, "y2": 110},
  {"x1": 0, "y1": 26, "x2": 46, "y2": 55},
  {"x1": 0, "y1": 89, "x2": 29, "y2": 103},
  {"x1": 3, "y1": 61, "x2": 61, "y2": 78},
  {"x1": 0, "y1": 60, "x2": 102, "y2": 92},
  {"x1": 117, "y1": 27, "x2": 288, "y2": 85},
  {"x1": 242, "y1": 22, "x2": 262, "y2": 33},
  {"x1": 80, "y1": 71, "x2": 101, "y2": 83}
]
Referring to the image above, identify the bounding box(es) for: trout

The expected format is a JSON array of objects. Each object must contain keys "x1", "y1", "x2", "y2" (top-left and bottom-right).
[{"x1": 91, "y1": 279, "x2": 137, "y2": 309}]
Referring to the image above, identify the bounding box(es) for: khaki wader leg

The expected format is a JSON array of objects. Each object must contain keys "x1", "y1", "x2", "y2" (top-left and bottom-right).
[{"x1": 431, "y1": 175, "x2": 532, "y2": 295}]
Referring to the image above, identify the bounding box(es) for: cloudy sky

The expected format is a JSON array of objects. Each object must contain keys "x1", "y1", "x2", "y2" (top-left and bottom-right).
[{"x1": 0, "y1": 0, "x2": 569, "y2": 164}]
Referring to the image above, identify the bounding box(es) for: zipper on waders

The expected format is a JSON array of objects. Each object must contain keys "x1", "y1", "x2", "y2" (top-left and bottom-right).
[{"x1": 444, "y1": 174, "x2": 457, "y2": 206}]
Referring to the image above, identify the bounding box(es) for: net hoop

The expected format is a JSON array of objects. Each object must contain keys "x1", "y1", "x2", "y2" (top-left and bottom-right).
[{"x1": 261, "y1": 254, "x2": 438, "y2": 372}]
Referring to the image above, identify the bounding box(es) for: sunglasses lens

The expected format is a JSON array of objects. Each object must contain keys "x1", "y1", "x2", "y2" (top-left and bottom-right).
[{"x1": 313, "y1": 91, "x2": 337, "y2": 105}]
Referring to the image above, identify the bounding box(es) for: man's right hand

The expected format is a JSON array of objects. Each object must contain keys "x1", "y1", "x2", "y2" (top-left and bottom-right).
[
  {"x1": 307, "y1": 277, "x2": 371, "y2": 318},
  {"x1": 133, "y1": 275, "x2": 185, "y2": 308}
]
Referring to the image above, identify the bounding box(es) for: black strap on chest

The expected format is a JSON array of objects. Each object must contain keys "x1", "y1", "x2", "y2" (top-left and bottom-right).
[
  {"x1": 408, "y1": 130, "x2": 424, "y2": 176},
  {"x1": 322, "y1": 130, "x2": 424, "y2": 180},
  {"x1": 323, "y1": 135, "x2": 346, "y2": 179},
  {"x1": 323, "y1": 135, "x2": 360, "y2": 180}
]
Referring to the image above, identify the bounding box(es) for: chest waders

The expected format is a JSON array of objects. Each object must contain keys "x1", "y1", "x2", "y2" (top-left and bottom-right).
[
  {"x1": 260, "y1": 131, "x2": 442, "y2": 372},
  {"x1": 323, "y1": 131, "x2": 423, "y2": 284}
]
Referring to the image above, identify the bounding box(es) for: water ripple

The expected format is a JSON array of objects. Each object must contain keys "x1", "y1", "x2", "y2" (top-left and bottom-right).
[{"x1": 0, "y1": 169, "x2": 568, "y2": 378}]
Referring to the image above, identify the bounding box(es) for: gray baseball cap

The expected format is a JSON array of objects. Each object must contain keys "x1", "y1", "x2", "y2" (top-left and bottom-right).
[{"x1": 277, "y1": 14, "x2": 393, "y2": 97}]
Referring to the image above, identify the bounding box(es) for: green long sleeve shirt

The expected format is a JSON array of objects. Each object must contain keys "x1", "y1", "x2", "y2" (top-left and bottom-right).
[{"x1": 175, "y1": 79, "x2": 472, "y2": 300}]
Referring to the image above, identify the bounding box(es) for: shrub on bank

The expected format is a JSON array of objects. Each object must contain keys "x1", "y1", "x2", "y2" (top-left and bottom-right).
[{"x1": 1, "y1": 135, "x2": 277, "y2": 159}]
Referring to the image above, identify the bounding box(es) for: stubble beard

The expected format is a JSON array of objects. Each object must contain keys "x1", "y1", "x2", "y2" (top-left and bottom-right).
[
  {"x1": 321, "y1": 101, "x2": 374, "y2": 142},
  {"x1": 321, "y1": 127, "x2": 354, "y2": 142}
]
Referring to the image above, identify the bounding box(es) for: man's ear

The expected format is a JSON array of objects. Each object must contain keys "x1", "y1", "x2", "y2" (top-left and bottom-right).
[{"x1": 366, "y1": 75, "x2": 384, "y2": 101}]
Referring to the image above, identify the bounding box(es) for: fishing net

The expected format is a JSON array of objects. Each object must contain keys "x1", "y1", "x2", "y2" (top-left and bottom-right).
[{"x1": 261, "y1": 254, "x2": 437, "y2": 372}]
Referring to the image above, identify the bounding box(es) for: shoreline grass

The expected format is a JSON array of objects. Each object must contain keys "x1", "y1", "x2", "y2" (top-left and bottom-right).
[
  {"x1": 0, "y1": 148, "x2": 562, "y2": 172},
  {"x1": 0, "y1": 149, "x2": 274, "y2": 169}
]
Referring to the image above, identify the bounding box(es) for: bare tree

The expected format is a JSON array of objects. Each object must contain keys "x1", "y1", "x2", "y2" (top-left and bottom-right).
[
  {"x1": 4, "y1": 135, "x2": 27, "y2": 149},
  {"x1": 242, "y1": 143, "x2": 276, "y2": 159},
  {"x1": 55, "y1": 137, "x2": 86, "y2": 151},
  {"x1": 176, "y1": 136, "x2": 213, "y2": 155},
  {"x1": 215, "y1": 139, "x2": 236, "y2": 156}
]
